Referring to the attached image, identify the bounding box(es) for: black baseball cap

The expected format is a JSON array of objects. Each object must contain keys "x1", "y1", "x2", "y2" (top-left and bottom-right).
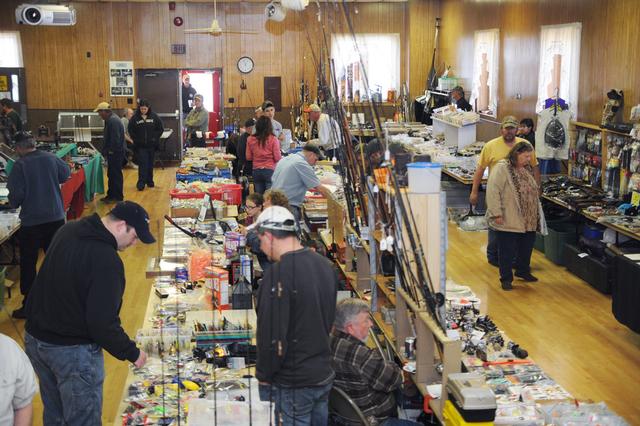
[
  {"x1": 244, "y1": 118, "x2": 256, "y2": 128},
  {"x1": 303, "y1": 142, "x2": 325, "y2": 160},
  {"x1": 109, "y1": 201, "x2": 155, "y2": 244},
  {"x1": 262, "y1": 100, "x2": 274, "y2": 110}
]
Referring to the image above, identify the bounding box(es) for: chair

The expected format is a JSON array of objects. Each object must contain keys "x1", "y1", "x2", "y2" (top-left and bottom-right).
[{"x1": 329, "y1": 387, "x2": 371, "y2": 426}]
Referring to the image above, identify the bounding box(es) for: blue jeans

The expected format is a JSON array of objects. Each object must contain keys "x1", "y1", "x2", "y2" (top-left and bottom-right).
[
  {"x1": 253, "y1": 168, "x2": 274, "y2": 194},
  {"x1": 25, "y1": 333, "x2": 105, "y2": 426},
  {"x1": 259, "y1": 382, "x2": 332, "y2": 426}
]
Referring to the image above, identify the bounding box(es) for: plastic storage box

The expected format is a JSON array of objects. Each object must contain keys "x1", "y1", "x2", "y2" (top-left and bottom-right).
[
  {"x1": 544, "y1": 222, "x2": 577, "y2": 265},
  {"x1": 407, "y1": 162, "x2": 441, "y2": 194},
  {"x1": 564, "y1": 243, "x2": 612, "y2": 294}
]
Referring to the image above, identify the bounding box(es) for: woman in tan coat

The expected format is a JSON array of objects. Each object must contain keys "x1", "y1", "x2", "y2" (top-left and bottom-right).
[{"x1": 486, "y1": 141, "x2": 539, "y2": 290}]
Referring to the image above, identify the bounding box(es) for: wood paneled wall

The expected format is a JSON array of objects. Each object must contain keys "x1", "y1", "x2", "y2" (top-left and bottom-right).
[
  {"x1": 0, "y1": 0, "x2": 427, "y2": 111},
  {"x1": 439, "y1": 0, "x2": 640, "y2": 125}
]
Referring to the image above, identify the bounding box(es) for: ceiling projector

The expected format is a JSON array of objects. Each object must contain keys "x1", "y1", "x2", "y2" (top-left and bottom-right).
[{"x1": 15, "y1": 4, "x2": 76, "y2": 26}]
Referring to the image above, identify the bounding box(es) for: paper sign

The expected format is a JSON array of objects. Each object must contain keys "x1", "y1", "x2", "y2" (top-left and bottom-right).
[
  {"x1": 0, "y1": 76, "x2": 8, "y2": 91},
  {"x1": 109, "y1": 61, "x2": 134, "y2": 97},
  {"x1": 631, "y1": 191, "x2": 640, "y2": 207}
]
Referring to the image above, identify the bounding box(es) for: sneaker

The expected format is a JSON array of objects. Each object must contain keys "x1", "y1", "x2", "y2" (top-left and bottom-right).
[
  {"x1": 100, "y1": 196, "x2": 116, "y2": 203},
  {"x1": 515, "y1": 272, "x2": 538, "y2": 282},
  {"x1": 147, "y1": 182, "x2": 155, "y2": 188},
  {"x1": 501, "y1": 280, "x2": 513, "y2": 291},
  {"x1": 12, "y1": 307, "x2": 26, "y2": 319},
  {"x1": 488, "y1": 259, "x2": 499, "y2": 267}
]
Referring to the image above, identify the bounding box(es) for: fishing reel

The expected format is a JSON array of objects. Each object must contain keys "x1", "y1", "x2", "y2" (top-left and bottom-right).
[{"x1": 507, "y1": 341, "x2": 528, "y2": 359}]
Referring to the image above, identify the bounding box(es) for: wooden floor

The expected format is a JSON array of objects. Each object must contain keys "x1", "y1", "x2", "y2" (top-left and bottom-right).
[{"x1": 1, "y1": 166, "x2": 639, "y2": 424}]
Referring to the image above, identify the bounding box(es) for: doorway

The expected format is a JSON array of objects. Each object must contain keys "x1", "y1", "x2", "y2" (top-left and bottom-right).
[
  {"x1": 136, "y1": 69, "x2": 181, "y2": 161},
  {"x1": 180, "y1": 69, "x2": 223, "y2": 135}
]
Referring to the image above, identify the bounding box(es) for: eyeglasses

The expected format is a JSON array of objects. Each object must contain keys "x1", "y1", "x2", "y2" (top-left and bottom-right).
[{"x1": 246, "y1": 204, "x2": 259, "y2": 210}]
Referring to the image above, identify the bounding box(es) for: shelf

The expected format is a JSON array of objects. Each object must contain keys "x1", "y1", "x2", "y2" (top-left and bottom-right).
[
  {"x1": 572, "y1": 121, "x2": 602, "y2": 131},
  {"x1": 372, "y1": 311, "x2": 395, "y2": 344},
  {"x1": 375, "y1": 275, "x2": 396, "y2": 306}
]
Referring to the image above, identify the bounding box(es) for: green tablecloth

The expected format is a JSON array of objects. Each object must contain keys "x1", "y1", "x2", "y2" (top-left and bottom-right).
[
  {"x1": 6, "y1": 142, "x2": 103, "y2": 201},
  {"x1": 5, "y1": 143, "x2": 78, "y2": 175},
  {"x1": 83, "y1": 153, "x2": 104, "y2": 201}
]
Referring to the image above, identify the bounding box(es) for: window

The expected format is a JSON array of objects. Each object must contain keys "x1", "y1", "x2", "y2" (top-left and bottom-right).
[
  {"x1": 470, "y1": 29, "x2": 499, "y2": 117},
  {"x1": 331, "y1": 34, "x2": 400, "y2": 102},
  {"x1": 536, "y1": 23, "x2": 582, "y2": 118},
  {"x1": 0, "y1": 32, "x2": 24, "y2": 68}
]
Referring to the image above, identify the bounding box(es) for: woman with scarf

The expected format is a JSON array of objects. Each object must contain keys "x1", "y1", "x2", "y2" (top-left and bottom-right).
[{"x1": 486, "y1": 141, "x2": 540, "y2": 290}]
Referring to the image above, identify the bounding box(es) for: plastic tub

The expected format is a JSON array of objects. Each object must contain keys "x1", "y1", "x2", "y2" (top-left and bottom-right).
[
  {"x1": 221, "y1": 184, "x2": 242, "y2": 205},
  {"x1": 169, "y1": 189, "x2": 206, "y2": 199},
  {"x1": 534, "y1": 233, "x2": 545, "y2": 253},
  {"x1": 208, "y1": 187, "x2": 224, "y2": 202},
  {"x1": 544, "y1": 222, "x2": 577, "y2": 265},
  {"x1": 407, "y1": 162, "x2": 442, "y2": 194}
]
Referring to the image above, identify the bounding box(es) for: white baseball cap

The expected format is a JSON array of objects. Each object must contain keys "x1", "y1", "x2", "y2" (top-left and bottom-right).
[{"x1": 249, "y1": 206, "x2": 298, "y2": 232}]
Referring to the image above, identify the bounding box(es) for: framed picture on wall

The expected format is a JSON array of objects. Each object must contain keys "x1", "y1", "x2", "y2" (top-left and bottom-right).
[{"x1": 109, "y1": 61, "x2": 134, "y2": 97}]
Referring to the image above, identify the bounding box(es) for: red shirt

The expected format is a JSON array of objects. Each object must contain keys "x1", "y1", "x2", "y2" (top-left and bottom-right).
[{"x1": 246, "y1": 135, "x2": 282, "y2": 170}]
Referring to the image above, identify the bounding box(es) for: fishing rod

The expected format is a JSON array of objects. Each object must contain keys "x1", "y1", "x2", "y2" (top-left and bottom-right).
[
  {"x1": 388, "y1": 166, "x2": 445, "y2": 330},
  {"x1": 164, "y1": 215, "x2": 207, "y2": 239}
]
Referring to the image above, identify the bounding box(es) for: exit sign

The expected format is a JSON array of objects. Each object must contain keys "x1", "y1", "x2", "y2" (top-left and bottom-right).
[{"x1": 171, "y1": 44, "x2": 186, "y2": 55}]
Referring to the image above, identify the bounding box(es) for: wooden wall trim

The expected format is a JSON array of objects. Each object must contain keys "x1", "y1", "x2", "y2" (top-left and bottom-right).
[{"x1": 0, "y1": 0, "x2": 418, "y2": 110}]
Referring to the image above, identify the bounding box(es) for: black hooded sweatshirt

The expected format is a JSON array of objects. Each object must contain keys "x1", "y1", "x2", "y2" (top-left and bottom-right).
[
  {"x1": 127, "y1": 109, "x2": 164, "y2": 149},
  {"x1": 25, "y1": 214, "x2": 140, "y2": 363}
]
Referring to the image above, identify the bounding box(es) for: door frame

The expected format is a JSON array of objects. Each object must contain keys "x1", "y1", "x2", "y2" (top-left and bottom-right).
[{"x1": 179, "y1": 68, "x2": 224, "y2": 142}]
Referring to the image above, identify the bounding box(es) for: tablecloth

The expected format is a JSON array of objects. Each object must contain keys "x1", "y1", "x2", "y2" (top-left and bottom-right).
[{"x1": 61, "y1": 169, "x2": 85, "y2": 219}]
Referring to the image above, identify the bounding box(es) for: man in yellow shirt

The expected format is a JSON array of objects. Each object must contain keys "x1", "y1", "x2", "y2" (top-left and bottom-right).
[{"x1": 470, "y1": 115, "x2": 540, "y2": 266}]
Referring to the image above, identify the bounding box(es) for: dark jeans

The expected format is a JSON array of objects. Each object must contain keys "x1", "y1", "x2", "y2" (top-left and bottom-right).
[
  {"x1": 259, "y1": 382, "x2": 332, "y2": 426},
  {"x1": 487, "y1": 228, "x2": 498, "y2": 263},
  {"x1": 18, "y1": 219, "x2": 65, "y2": 307},
  {"x1": 106, "y1": 151, "x2": 124, "y2": 201},
  {"x1": 136, "y1": 147, "x2": 155, "y2": 189},
  {"x1": 25, "y1": 333, "x2": 105, "y2": 426},
  {"x1": 291, "y1": 205, "x2": 302, "y2": 222},
  {"x1": 495, "y1": 230, "x2": 536, "y2": 283},
  {"x1": 253, "y1": 168, "x2": 274, "y2": 194},
  {"x1": 382, "y1": 418, "x2": 421, "y2": 426}
]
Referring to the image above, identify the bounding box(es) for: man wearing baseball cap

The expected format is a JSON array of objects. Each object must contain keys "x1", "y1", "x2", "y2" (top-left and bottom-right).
[
  {"x1": 305, "y1": 103, "x2": 342, "y2": 160},
  {"x1": 470, "y1": 115, "x2": 540, "y2": 266},
  {"x1": 95, "y1": 101, "x2": 126, "y2": 203},
  {"x1": 24, "y1": 201, "x2": 154, "y2": 424},
  {"x1": 271, "y1": 142, "x2": 331, "y2": 220},
  {"x1": 254, "y1": 206, "x2": 338, "y2": 425}
]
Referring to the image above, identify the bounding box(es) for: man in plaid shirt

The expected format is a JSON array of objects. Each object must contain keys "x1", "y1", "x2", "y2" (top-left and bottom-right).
[{"x1": 330, "y1": 299, "x2": 418, "y2": 425}]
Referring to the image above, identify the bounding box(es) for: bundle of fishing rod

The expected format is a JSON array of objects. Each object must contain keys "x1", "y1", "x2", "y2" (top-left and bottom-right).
[{"x1": 306, "y1": 1, "x2": 446, "y2": 331}]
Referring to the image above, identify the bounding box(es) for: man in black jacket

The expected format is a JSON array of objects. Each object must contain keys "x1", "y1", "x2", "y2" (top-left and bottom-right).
[
  {"x1": 24, "y1": 201, "x2": 155, "y2": 425},
  {"x1": 7, "y1": 131, "x2": 70, "y2": 319},
  {"x1": 127, "y1": 99, "x2": 164, "y2": 191},
  {"x1": 254, "y1": 206, "x2": 337, "y2": 426},
  {"x1": 95, "y1": 102, "x2": 125, "y2": 202}
]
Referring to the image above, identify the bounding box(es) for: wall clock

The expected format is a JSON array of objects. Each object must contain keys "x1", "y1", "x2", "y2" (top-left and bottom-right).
[{"x1": 237, "y1": 56, "x2": 254, "y2": 74}]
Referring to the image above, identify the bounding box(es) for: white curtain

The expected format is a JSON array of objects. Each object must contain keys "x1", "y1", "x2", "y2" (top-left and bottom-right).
[
  {"x1": 536, "y1": 23, "x2": 582, "y2": 118},
  {"x1": 470, "y1": 29, "x2": 499, "y2": 117},
  {"x1": 331, "y1": 34, "x2": 400, "y2": 101},
  {"x1": 0, "y1": 32, "x2": 23, "y2": 67}
]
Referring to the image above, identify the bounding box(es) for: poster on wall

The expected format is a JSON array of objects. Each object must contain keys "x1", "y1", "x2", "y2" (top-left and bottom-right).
[{"x1": 109, "y1": 61, "x2": 134, "y2": 97}]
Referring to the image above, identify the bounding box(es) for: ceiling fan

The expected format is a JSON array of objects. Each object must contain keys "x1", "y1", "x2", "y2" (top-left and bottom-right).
[{"x1": 184, "y1": 0, "x2": 256, "y2": 36}]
